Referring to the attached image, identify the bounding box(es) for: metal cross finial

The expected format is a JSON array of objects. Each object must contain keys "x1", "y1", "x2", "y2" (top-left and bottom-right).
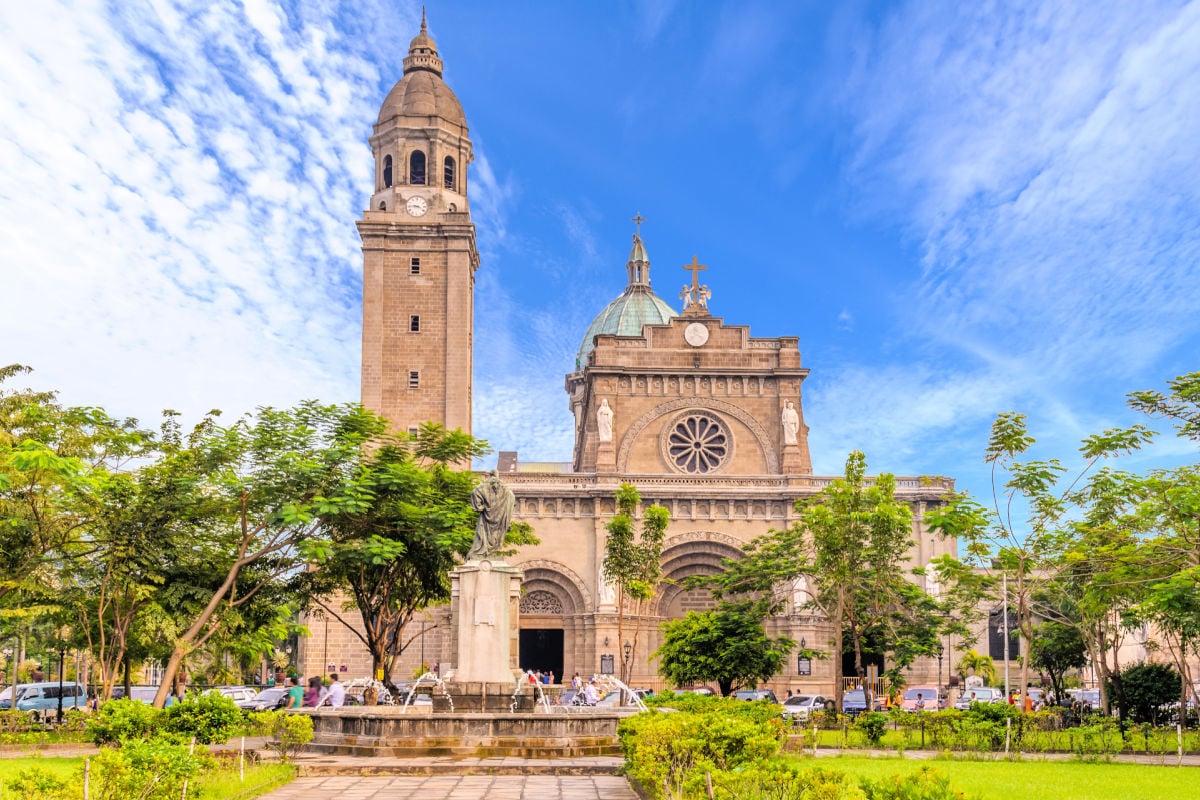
[
  {"x1": 421, "y1": 5, "x2": 428, "y2": 32},
  {"x1": 683, "y1": 255, "x2": 707, "y2": 288},
  {"x1": 680, "y1": 256, "x2": 710, "y2": 314},
  {"x1": 631, "y1": 212, "x2": 646, "y2": 236}
]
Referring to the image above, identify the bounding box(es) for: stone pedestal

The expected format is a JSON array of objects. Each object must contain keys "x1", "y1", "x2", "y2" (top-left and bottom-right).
[
  {"x1": 450, "y1": 560, "x2": 523, "y2": 684},
  {"x1": 781, "y1": 442, "x2": 811, "y2": 475},
  {"x1": 596, "y1": 440, "x2": 616, "y2": 472}
]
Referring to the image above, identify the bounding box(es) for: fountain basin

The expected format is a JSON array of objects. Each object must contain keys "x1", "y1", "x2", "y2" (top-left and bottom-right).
[{"x1": 302, "y1": 708, "x2": 629, "y2": 757}]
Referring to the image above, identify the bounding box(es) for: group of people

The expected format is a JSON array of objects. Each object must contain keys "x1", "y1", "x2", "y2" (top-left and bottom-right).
[
  {"x1": 526, "y1": 669, "x2": 556, "y2": 685},
  {"x1": 283, "y1": 673, "x2": 346, "y2": 709}
]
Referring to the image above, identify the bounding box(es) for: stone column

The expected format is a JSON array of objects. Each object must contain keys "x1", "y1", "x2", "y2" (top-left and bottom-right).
[{"x1": 449, "y1": 560, "x2": 524, "y2": 684}]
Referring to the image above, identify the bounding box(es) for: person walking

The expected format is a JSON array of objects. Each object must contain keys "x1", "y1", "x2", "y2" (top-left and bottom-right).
[
  {"x1": 285, "y1": 677, "x2": 304, "y2": 709},
  {"x1": 326, "y1": 674, "x2": 346, "y2": 707},
  {"x1": 303, "y1": 676, "x2": 323, "y2": 707}
]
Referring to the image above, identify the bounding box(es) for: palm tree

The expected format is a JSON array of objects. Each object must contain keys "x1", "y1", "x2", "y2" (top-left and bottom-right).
[{"x1": 957, "y1": 649, "x2": 999, "y2": 686}]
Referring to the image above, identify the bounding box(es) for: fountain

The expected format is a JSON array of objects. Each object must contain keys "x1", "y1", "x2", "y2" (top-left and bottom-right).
[{"x1": 302, "y1": 476, "x2": 641, "y2": 757}]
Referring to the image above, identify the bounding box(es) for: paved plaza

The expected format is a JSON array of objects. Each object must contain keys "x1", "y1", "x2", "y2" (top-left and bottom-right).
[{"x1": 258, "y1": 774, "x2": 638, "y2": 799}]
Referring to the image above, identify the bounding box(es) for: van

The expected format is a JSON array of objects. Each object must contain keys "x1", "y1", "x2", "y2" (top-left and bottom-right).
[{"x1": 6, "y1": 682, "x2": 87, "y2": 721}]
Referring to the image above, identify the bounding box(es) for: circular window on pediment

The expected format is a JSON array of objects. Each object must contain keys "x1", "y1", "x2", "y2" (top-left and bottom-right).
[{"x1": 661, "y1": 411, "x2": 731, "y2": 474}]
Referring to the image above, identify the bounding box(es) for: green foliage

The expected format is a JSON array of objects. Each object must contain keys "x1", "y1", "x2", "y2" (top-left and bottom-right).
[
  {"x1": 268, "y1": 711, "x2": 314, "y2": 762},
  {"x1": 954, "y1": 650, "x2": 998, "y2": 686},
  {"x1": 1110, "y1": 662, "x2": 1181, "y2": 724},
  {"x1": 655, "y1": 605, "x2": 793, "y2": 697},
  {"x1": 6, "y1": 766, "x2": 74, "y2": 800},
  {"x1": 295, "y1": 423, "x2": 535, "y2": 684},
  {"x1": 162, "y1": 690, "x2": 243, "y2": 744},
  {"x1": 86, "y1": 698, "x2": 163, "y2": 745},
  {"x1": 855, "y1": 711, "x2": 889, "y2": 745},
  {"x1": 88, "y1": 737, "x2": 208, "y2": 800},
  {"x1": 1128, "y1": 371, "x2": 1200, "y2": 442},
  {"x1": 602, "y1": 483, "x2": 669, "y2": 683},
  {"x1": 1029, "y1": 621, "x2": 1086, "y2": 703},
  {"x1": 860, "y1": 766, "x2": 970, "y2": 800},
  {"x1": 618, "y1": 703, "x2": 784, "y2": 800},
  {"x1": 709, "y1": 761, "x2": 867, "y2": 800}
]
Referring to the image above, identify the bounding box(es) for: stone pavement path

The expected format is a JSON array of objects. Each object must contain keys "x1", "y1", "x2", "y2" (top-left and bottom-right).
[{"x1": 258, "y1": 774, "x2": 638, "y2": 799}]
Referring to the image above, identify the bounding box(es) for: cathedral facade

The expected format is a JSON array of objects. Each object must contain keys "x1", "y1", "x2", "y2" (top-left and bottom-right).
[{"x1": 297, "y1": 18, "x2": 957, "y2": 694}]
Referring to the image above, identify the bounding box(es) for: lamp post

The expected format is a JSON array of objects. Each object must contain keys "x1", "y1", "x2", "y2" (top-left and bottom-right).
[
  {"x1": 622, "y1": 641, "x2": 631, "y2": 672},
  {"x1": 57, "y1": 632, "x2": 66, "y2": 725},
  {"x1": 937, "y1": 643, "x2": 944, "y2": 691}
]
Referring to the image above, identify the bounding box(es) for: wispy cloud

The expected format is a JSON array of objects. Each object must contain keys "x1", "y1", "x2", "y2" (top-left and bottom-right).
[{"x1": 817, "y1": 0, "x2": 1200, "y2": 473}]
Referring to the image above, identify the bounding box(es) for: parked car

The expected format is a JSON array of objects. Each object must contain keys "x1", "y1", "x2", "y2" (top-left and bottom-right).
[
  {"x1": 840, "y1": 689, "x2": 883, "y2": 717},
  {"x1": 781, "y1": 694, "x2": 825, "y2": 722},
  {"x1": 214, "y1": 686, "x2": 259, "y2": 705},
  {"x1": 109, "y1": 685, "x2": 160, "y2": 703},
  {"x1": 3, "y1": 682, "x2": 87, "y2": 722},
  {"x1": 733, "y1": 688, "x2": 779, "y2": 703},
  {"x1": 675, "y1": 685, "x2": 716, "y2": 696},
  {"x1": 953, "y1": 687, "x2": 1002, "y2": 710},
  {"x1": 899, "y1": 686, "x2": 945, "y2": 711},
  {"x1": 236, "y1": 686, "x2": 291, "y2": 712}
]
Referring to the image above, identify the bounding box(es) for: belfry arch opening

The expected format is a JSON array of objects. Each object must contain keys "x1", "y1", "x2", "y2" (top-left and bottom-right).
[
  {"x1": 383, "y1": 155, "x2": 393, "y2": 188},
  {"x1": 443, "y1": 156, "x2": 456, "y2": 190},
  {"x1": 409, "y1": 150, "x2": 426, "y2": 185}
]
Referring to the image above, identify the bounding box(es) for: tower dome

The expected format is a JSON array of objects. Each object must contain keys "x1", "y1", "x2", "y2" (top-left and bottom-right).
[
  {"x1": 377, "y1": 10, "x2": 466, "y2": 127},
  {"x1": 576, "y1": 234, "x2": 677, "y2": 368}
]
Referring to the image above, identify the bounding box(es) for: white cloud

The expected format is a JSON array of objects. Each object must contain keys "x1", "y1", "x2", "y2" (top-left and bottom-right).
[
  {"x1": 0, "y1": 1, "x2": 512, "y2": 432},
  {"x1": 818, "y1": 0, "x2": 1200, "y2": 469}
]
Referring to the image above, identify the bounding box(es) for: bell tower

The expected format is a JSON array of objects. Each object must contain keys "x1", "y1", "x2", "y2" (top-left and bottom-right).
[{"x1": 359, "y1": 11, "x2": 477, "y2": 435}]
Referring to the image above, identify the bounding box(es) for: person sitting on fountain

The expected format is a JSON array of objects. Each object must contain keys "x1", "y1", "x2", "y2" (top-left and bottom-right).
[{"x1": 583, "y1": 678, "x2": 601, "y2": 706}]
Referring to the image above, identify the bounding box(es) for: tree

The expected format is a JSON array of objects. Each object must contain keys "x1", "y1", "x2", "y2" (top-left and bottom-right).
[
  {"x1": 654, "y1": 603, "x2": 793, "y2": 697},
  {"x1": 955, "y1": 649, "x2": 999, "y2": 687},
  {"x1": 601, "y1": 484, "x2": 669, "y2": 686},
  {"x1": 297, "y1": 423, "x2": 535, "y2": 685},
  {"x1": 148, "y1": 402, "x2": 385, "y2": 707},
  {"x1": 1111, "y1": 662, "x2": 1181, "y2": 724},
  {"x1": 1028, "y1": 622, "x2": 1086, "y2": 703},
  {"x1": 704, "y1": 451, "x2": 938, "y2": 710},
  {"x1": 927, "y1": 413, "x2": 1154, "y2": 707},
  {"x1": 0, "y1": 364, "x2": 150, "y2": 605}
]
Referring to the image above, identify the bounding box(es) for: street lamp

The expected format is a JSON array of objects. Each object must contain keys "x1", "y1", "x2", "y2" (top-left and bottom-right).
[
  {"x1": 623, "y1": 641, "x2": 631, "y2": 668},
  {"x1": 936, "y1": 643, "x2": 944, "y2": 692}
]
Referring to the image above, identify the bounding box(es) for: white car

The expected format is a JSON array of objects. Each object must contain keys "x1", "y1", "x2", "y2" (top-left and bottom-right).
[{"x1": 781, "y1": 694, "x2": 826, "y2": 721}]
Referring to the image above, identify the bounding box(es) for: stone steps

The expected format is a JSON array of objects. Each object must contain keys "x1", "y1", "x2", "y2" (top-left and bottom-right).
[{"x1": 294, "y1": 755, "x2": 625, "y2": 777}]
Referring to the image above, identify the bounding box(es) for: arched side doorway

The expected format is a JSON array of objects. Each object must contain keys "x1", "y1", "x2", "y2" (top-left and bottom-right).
[
  {"x1": 517, "y1": 562, "x2": 590, "y2": 683},
  {"x1": 647, "y1": 535, "x2": 745, "y2": 682}
]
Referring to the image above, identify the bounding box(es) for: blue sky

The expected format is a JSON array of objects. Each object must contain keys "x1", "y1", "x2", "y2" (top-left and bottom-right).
[{"x1": 2, "y1": 0, "x2": 1198, "y2": 503}]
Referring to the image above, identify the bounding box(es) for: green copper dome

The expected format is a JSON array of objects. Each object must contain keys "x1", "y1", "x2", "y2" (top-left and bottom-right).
[{"x1": 576, "y1": 234, "x2": 677, "y2": 368}]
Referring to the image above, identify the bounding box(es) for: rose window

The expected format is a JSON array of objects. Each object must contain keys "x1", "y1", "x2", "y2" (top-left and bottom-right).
[{"x1": 665, "y1": 413, "x2": 730, "y2": 473}]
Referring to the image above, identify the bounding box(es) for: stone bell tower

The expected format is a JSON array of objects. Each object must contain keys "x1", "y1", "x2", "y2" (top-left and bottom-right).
[{"x1": 359, "y1": 11, "x2": 477, "y2": 435}]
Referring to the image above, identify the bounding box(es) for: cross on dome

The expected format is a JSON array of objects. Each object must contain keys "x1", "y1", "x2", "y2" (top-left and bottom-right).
[{"x1": 680, "y1": 256, "x2": 711, "y2": 315}]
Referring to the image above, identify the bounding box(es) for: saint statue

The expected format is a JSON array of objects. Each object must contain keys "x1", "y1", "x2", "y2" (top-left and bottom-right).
[
  {"x1": 597, "y1": 398, "x2": 614, "y2": 442},
  {"x1": 598, "y1": 568, "x2": 616, "y2": 606},
  {"x1": 467, "y1": 470, "x2": 515, "y2": 561},
  {"x1": 791, "y1": 575, "x2": 808, "y2": 614},
  {"x1": 925, "y1": 561, "x2": 942, "y2": 600},
  {"x1": 781, "y1": 400, "x2": 800, "y2": 445}
]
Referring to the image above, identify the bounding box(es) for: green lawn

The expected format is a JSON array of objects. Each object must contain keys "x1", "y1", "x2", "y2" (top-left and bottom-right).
[
  {"x1": 807, "y1": 755, "x2": 1198, "y2": 800},
  {"x1": 0, "y1": 756, "x2": 294, "y2": 799}
]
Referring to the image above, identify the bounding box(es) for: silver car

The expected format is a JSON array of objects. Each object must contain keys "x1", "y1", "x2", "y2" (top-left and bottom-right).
[{"x1": 781, "y1": 694, "x2": 826, "y2": 721}]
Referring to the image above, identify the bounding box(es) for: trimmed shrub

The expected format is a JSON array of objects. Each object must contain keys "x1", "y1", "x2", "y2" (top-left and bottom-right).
[
  {"x1": 855, "y1": 711, "x2": 889, "y2": 746},
  {"x1": 6, "y1": 767, "x2": 76, "y2": 800},
  {"x1": 86, "y1": 698, "x2": 163, "y2": 745},
  {"x1": 162, "y1": 690, "x2": 242, "y2": 744},
  {"x1": 88, "y1": 738, "x2": 209, "y2": 800}
]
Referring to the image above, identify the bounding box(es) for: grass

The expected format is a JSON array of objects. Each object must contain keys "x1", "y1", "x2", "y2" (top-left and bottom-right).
[
  {"x1": 805, "y1": 754, "x2": 1199, "y2": 800},
  {"x1": 0, "y1": 755, "x2": 295, "y2": 799}
]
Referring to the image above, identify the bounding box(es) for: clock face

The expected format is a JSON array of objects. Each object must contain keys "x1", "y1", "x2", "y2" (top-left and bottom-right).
[
  {"x1": 684, "y1": 322, "x2": 709, "y2": 347},
  {"x1": 405, "y1": 196, "x2": 428, "y2": 216}
]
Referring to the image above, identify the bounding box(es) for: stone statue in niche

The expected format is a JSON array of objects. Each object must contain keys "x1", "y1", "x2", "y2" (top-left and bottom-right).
[
  {"x1": 792, "y1": 575, "x2": 809, "y2": 614},
  {"x1": 598, "y1": 568, "x2": 617, "y2": 606},
  {"x1": 597, "y1": 398, "x2": 614, "y2": 442},
  {"x1": 466, "y1": 470, "x2": 515, "y2": 561},
  {"x1": 781, "y1": 400, "x2": 800, "y2": 445},
  {"x1": 925, "y1": 561, "x2": 942, "y2": 600}
]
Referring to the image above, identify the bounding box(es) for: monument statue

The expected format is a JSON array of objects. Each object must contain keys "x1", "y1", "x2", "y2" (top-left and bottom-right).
[
  {"x1": 467, "y1": 470, "x2": 515, "y2": 561},
  {"x1": 782, "y1": 400, "x2": 800, "y2": 445},
  {"x1": 597, "y1": 398, "x2": 614, "y2": 442}
]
